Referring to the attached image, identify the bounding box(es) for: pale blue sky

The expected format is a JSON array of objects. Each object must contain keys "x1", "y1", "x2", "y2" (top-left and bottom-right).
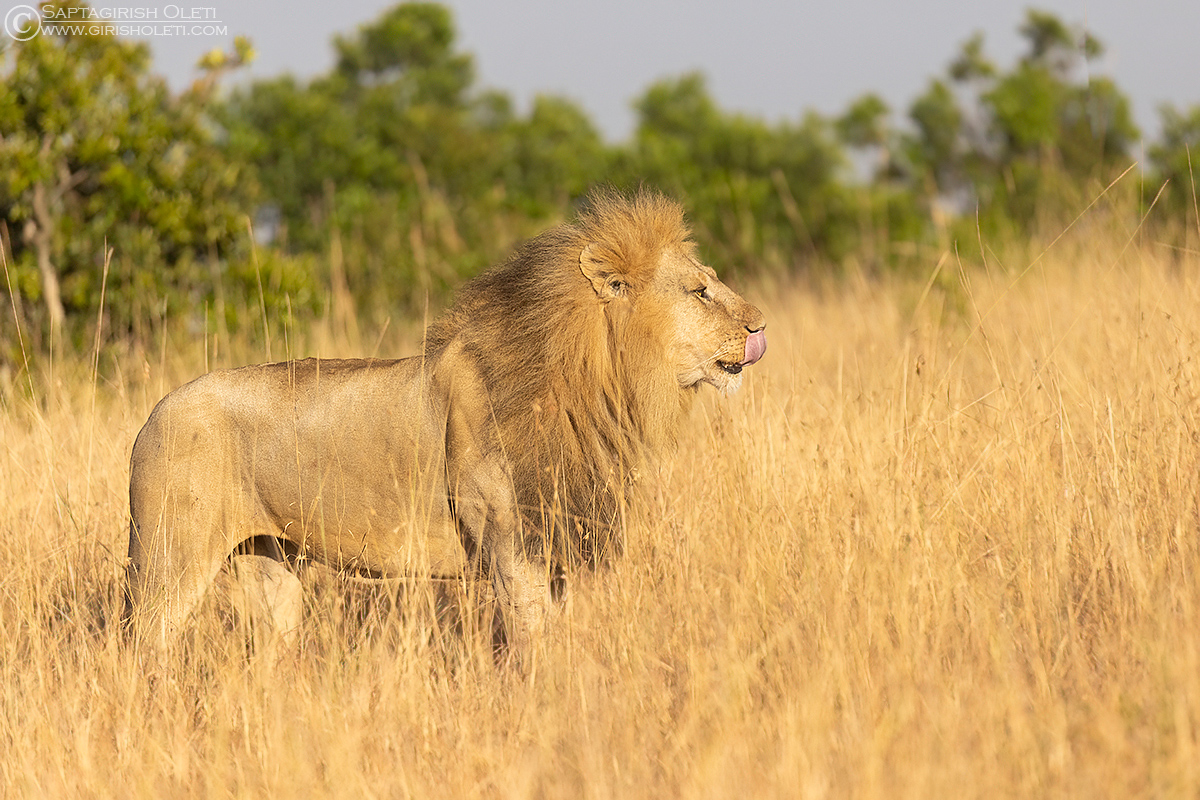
[{"x1": 136, "y1": 0, "x2": 1199, "y2": 142}]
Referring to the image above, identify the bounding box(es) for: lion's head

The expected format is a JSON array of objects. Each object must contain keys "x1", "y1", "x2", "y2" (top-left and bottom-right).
[
  {"x1": 578, "y1": 221, "x2": 766, "y2": 397},
  {"x1": 426, "y1": 190, "x2": 765, "y2": 564}
]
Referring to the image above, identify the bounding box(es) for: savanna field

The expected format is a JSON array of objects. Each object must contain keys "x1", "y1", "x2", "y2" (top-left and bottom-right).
[{"x1": 3, "y1": 225, "x2": 1200, "y2": 798}]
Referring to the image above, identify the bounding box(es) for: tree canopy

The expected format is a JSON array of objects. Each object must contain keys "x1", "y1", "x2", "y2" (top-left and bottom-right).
[
  {"x1": 2, "y1": 3, "x2": 1197, "y2": 354},
  {"x1": 0, "y1": 1, "x2": 252, "y2": 344}
]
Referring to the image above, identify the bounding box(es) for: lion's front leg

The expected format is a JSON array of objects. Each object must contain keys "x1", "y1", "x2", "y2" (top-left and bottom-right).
[
  {"x1": 440, "y1": 376, "x2": 551, "y2": 655},
  {"x1": 487, "y1": 540, "x2": 552, "y2": 652},
  {"x1": 448, "y1": 449, "x2": 551, "y2": 655}
]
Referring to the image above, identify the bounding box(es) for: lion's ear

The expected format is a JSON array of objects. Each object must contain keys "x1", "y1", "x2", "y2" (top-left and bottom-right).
[{"x1": 580, "y1": 244, "x2": 626, "y2": 300}]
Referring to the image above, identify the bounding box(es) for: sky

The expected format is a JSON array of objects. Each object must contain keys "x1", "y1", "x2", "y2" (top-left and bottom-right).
[{"x1": 129, "y1": 0, "x2": 1200, "y2": 143}]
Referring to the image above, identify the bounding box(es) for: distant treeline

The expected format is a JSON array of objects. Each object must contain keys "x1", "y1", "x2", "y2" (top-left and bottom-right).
[{"x1": 2, "y1": 1, "x2": 1199, "y2": 351}]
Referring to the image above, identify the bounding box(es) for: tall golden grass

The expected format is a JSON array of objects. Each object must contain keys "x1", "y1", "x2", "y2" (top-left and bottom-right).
[{"x1": 2, "y1": 223, "x2": 1200, "y2": 797}]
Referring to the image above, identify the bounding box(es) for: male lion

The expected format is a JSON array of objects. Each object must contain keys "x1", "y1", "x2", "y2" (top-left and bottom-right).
[{"x1": 124, "y1": 190, "x2": 766, "y2": 651}]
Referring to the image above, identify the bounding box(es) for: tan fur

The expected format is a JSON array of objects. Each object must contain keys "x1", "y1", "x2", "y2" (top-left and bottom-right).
[{"x1": 124, "y1": 190, "x2": 765, "y2": 652}]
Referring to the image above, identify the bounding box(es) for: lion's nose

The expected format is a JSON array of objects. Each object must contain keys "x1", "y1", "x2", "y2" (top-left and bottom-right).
[{"x1": 742, "y1": 328, "x2": 766, "y2": 366}]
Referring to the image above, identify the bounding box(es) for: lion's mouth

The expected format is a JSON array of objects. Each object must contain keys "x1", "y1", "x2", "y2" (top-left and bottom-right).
[{"x1": 715, "y1": 330, "x2": 766, "y2": 376}]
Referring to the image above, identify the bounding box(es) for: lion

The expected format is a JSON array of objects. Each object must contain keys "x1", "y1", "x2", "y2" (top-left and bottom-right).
[{"x1": 124, "y1": 190, "x2": 767, "y2": 652}]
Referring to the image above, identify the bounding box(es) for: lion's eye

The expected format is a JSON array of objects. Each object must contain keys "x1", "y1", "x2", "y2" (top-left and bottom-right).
[{"x1": 692, "y1": 287, "x2": 710, "y2": 301}]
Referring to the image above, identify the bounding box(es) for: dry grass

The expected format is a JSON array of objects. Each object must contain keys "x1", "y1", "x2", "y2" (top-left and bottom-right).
[{"x1": 3, "y1": 231, "x2": 1200, "y2": 798}]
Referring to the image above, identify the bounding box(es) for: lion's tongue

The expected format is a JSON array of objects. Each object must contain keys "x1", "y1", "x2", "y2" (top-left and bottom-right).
[{"x1": 743, "y1": 330, "x2": 767, "y2": 366}]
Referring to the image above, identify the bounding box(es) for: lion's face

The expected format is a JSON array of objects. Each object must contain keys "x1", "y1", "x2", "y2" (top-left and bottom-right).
[
  {"x1": 576, "y1": 211, "x2": 765, "y2": 395},
  {"x1": 651, "y1": 249, "x2": 766, "y2": 393}
]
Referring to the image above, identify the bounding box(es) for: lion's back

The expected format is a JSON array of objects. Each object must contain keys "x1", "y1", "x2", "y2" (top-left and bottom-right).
[{"x1": 129, "y1": 356, "x2": 447, "y2": 547}]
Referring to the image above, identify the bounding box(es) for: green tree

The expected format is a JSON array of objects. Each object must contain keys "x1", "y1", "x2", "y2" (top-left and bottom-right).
[
  {"x1": 1149, "y1": 104, "x2": 1200, "y2": 228},
  {"x1": 221, "y1": 2, "x2": 611, "y2": 313},
  {"x1": 948, "y1": 32, "x2": 995, "y2": 83},
  {"x1": 902, "y1": 9, "x2": 1138, "y2": 235},
  {"x1": 837, "y1": 93, "x2": 891, "y2": 178},
  {"x1": 983, "y1": 9, "x2": 1136, "y2": 223},
  {"x1": 506, "y1": 96, "x2": 609, "y2": 213},
  {"x1": 906, "y1": 79, "x2": 963, "y2": 194},
  {"x1": 0, "y1": 1, "x2": 251, "y2": 343},
  {"x1": 623, "y1": 72, "x2": 854, "y2": 270},
  {"x1": 333, "y1": 1, "x2": 471, "y2": 104},
  {"x1": 221, "y1": 3, "x2": 483, "y2": 245},
  {"x1": 1019, "y1": 9, "x2": 1102, "y2": 73}
]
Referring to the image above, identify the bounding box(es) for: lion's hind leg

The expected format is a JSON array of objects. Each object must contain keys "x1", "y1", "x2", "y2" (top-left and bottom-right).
[
  {"x1": 219, "y1": 537, "x2": 304, "y2": 656},
  {"x1": 123, "y1": 521, "x2": 229, "y2": 653}
]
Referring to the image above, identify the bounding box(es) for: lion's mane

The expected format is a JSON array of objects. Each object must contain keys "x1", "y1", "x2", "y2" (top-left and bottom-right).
[{"x1": 425, "y1": 191, "x2": 695, "y2": 566}]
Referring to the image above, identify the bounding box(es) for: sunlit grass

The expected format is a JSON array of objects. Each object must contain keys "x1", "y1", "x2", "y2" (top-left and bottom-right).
[{"x1": 2, "y1": 226, "x2": 1199, "y2": 797}]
